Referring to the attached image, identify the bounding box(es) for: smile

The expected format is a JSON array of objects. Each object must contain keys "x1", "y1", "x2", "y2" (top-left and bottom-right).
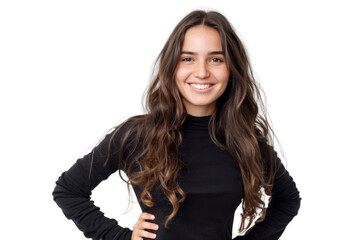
[{"x1": 189, "y1": 83, "x2": 214, "y2": 90}]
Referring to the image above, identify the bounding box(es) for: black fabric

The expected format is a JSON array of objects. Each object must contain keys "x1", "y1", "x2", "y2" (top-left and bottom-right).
[{"x1": 52, "y1": 114, "x2": 301, "y2": 240}]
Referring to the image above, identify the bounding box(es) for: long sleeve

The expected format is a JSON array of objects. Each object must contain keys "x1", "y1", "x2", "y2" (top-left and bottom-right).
[
  {"x1": 233, "y1": 143, "x2": 301, "y2": 240},
  {"x1": 52, "y1": 123, "x2": 134, "y2": 240}
]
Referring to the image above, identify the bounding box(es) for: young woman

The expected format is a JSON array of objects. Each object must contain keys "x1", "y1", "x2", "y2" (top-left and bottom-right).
[{"x1": 52, "y1": 10, "x2": 301, "y2": 240}]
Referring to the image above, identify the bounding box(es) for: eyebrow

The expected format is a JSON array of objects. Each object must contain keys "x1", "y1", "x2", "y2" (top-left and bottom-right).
[{"x1": 181, "y1": 51, "x2": 224, "y2": 55}]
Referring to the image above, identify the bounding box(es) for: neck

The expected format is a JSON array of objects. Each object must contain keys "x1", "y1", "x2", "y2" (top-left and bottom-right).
[{"x1": 184, "y1": 103, "x2": 216, "y2": 117}]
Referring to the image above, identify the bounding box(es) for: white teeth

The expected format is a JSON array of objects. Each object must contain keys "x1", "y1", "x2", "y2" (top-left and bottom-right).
[{"x1": 190, "y1": 84, "x2": 212, "y2": 89}]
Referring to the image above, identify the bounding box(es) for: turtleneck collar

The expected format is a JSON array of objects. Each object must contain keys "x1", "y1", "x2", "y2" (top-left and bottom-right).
[{"x1": 183, "y1": 114, "x2": 211, "y2": 131}]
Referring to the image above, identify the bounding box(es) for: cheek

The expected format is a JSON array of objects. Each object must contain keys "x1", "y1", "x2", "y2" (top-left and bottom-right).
[
  {"x1": 175, "y1": 67, "x2": 190, "y2": 84},
  {"x1": 175, "y1": 69, "x2": 187, "y2": 96},
  {"x1": 214, "y1": 68, "x2": 230, "y2": 84}
]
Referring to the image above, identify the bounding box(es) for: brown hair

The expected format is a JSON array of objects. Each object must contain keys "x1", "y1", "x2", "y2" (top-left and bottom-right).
[{"x1": 91, "y1": 10, "x2": 279, "y2": 234}]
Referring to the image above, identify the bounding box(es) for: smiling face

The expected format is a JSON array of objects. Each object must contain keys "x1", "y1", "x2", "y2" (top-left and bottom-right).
[{"x1": 175, "y1": 25, "x2": 230, "y2": 116}]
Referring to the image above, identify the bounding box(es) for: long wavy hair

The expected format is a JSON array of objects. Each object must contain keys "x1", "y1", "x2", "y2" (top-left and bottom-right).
[{"x1": 92, "y1": 10, "x2": 280, "y2": 234}]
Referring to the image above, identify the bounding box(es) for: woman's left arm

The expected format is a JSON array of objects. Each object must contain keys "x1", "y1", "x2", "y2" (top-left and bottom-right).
[{"x1": 233, "y1": 147, "x2": 301, "y2": 240}]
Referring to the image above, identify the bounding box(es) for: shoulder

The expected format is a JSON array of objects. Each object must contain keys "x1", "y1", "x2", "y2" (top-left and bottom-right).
[
  {"x1": 94, "y1": 115, "x2": 147, "y2": 167},
  {"x1": 110, "y1": 114, "x2": 147, "y2": 145},
  {"x1": 256, "y1": 138, "x2": 280, "y2": 171},
  {"x1": 257, "y1": 138, "x2": 274, "y2": 158}
]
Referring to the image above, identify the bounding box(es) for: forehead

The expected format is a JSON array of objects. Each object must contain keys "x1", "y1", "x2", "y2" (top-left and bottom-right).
[{"x1": 182, "y1": 25, "x2": 223, "y2": 51}]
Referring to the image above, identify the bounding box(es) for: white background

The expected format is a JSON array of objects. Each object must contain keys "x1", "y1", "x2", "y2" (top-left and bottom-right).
[{"x1": 1, "y1": 0, "x2": 359, "y2": 239}]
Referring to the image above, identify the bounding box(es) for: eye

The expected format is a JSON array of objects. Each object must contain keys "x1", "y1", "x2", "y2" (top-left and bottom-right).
[
  {"x1": 181, "y1": 57, "x2": 193, "y2": 62},
  {"x1": 210, "y1": 57, "x2": 224, "y2": 63}
]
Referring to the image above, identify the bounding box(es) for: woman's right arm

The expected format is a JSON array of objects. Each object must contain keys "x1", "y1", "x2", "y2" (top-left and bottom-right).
[{"x1": 52, "y1": 124, "x2": 133, "y2": 240}]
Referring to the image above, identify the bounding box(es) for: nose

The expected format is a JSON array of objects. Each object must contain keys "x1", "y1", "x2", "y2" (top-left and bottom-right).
[{"x1": 194, "y1": 61, "x2": 210, "y2": 79}]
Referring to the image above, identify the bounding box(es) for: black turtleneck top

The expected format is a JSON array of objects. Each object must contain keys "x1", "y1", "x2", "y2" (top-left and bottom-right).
[{"x1": 52, "y1": 115, "x2": 301, "y2": 240}]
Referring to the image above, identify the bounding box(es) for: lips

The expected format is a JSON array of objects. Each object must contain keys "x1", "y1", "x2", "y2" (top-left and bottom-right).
[
  {"x1": 188, "y1": 83, "x2": 215, "y2": 92},
  {"x1": 189, "y1": 83, "x2": 213, "y2": 89}
]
